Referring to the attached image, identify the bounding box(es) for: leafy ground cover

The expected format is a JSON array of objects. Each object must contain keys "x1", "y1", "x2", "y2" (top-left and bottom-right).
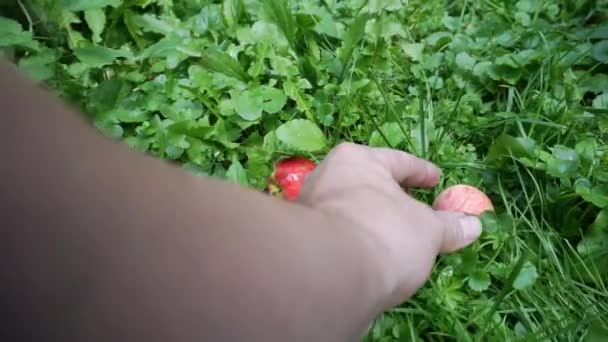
[{"x1": 2, "y1": 0, "x2": 608, "y2": 340}]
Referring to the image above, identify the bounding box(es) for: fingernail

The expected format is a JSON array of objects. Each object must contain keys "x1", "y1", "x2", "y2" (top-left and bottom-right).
[{"x1": 459, "y1": 215, "x2": 482, "y2": 243}]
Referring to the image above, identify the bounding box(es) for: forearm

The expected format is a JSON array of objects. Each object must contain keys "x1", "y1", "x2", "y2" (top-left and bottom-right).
[{"x1": 0, "y1": 63, "x2": 387, "y2": 341}]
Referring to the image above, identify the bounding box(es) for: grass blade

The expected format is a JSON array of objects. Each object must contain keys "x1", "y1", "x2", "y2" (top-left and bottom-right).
[
  {"x1": 261, "y1": 0, "x2": 298, "y2": 52},
  {"x1": 338, "y1": 13, "x2": 370, "y2": 79}
]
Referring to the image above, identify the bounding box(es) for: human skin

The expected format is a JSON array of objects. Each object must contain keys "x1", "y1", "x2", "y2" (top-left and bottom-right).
[{"x1": 0, "y1": 62, "x2": 481, "y2": 341}]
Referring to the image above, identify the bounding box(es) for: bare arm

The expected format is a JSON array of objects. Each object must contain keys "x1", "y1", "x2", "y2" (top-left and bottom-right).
[{"x1": 0, "y1": 62, "x2": 480, "y2": 341}]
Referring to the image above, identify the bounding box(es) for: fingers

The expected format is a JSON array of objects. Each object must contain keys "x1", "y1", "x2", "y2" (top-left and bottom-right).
[
  {"x1": 370, "y1": 147, "x2": 440, "y2": 188},
  {"x1": 434, "y1": 211, "x2": 482, "y2": 253},
  {"x1": 328, "y1": 143, "x2": 441, "y2": 188}
]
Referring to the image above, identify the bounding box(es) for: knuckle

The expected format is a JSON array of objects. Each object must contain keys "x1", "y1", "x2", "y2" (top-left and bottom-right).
[
  {"x1": 429, "y1": 214, "x2": 444, "y2": 230},
  {"x1": 419, "y1": 211, "x2": 449, "y2": 250},
  {"x1": 332, "y1": 141, "x2": 354, "y2": 153},
  {"x1": 331, "y1": 142, "x2": 360, "y2": 159},
  {"x1": 430, "y1": 215, "x2": 447, "y2": 238}
]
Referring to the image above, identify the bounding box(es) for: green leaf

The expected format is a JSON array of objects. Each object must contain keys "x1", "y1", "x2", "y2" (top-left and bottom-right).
[
  {"x1": 232, "y1": 89, "x2": 264, "y2": 121},
  {"x1": 480, "y1": 211, "x2": 515, "y2": 235},
  {"x1": 426, "y1": 75, "x2": 443, "y2": 89},
  {"x1": 168, "y1": 121, "x2": 214, "y2": 141},
  {"x1": 591, "y1": 41, "x2": 608, "y2": 64},
  {"x1": 138, "y1": 36, "x2": 181, "y2": 60},
  {"x1": 61, "y1": 0, "x2": 120, "y2": 11},
  {"x1": 276, "y1": 119, "x2": 327, "y2": 152},
  {"x1": 514, "y1": 322, "x2": 529, "y2": 337},
  {"x1": 87, "y1": 78, "x2": 132, "y2": 114},
  {"x1": 577, "y1": 229, "x2": 608, "y2": 257},
  {"x1": 192, "y1": 4, "x2": 224, "y2": 34},
  {"x1": 199, "y1": 48, "x2": 250, "y2": 83},
  {"x1": 369, "y1": 122, "x2": 405, "y2": 148},
  {"x1": 338, "y1": 14, "x2": 370, "y2": 71},
  {"x1": 590, "y1": 25, "x2": 608, "y2": 39},
  {"x1": 425, "y1": 31, "x2": 452, "y2": 48},
  {"x1": 495, "y1": 31, "x2": 518, "y2": 47},
  {"x1": 400, "y1": 43, "x2": 425, "y2": 62},
  {"x1": 238, "y1": 21, "x2": 288, "y2": 47},
  {"x1": 188, "y1": 65, "x2": 213, "y2": 90},
  {"x1": 375, "y1": 16, "x2": 405, "y2": 39},
  {"x1": 369, "y1": 0, "x2": 404, "y2": 12},
  {"x1": 516, "y1": 0, "x2": 540, "y2": 13},
  {"x1": 514, "y1": 11, "x2": 531, "y2": 26},
  {"x1": 130, "y1": 13, "x2": 179, "y2": 36},
  {"x1": 546, "y1": 145, "x2": 579, "y2": 178},
  {"x1": 272, "y1": 56, "x2": 300, "y2": 77},
  {"x1": 222, "y1": 0, "x2": 244, "y2": 28},
  {"x1": 282, "y1": 79, "x2": 315, "y2": 121},
  {"x1": 459, "y1": 248, "x2": 478, "y2": 274},
  {"x1": 575, "y1": 179, "x2": 608, "y2": 208},
  {"x1": 108, "y1": 108, "x2": 150, "y2": 123},
  {"x1": 245, "y1": 147, "x2": 272, "y2": 189},
  {"x1": 161, "y1": 99, "x2": 204, "y2": 121},
  {"x1": 73, "y1": 46, "x2": 132, "y2": 67},
  {"x1": 480, "y1": 211, "x2": 499, "y2": 233},
  {"x1": 455, "y1": 51, "x2": 477, "y2": 70},
  {"x1": 17, "y1": 49, "x2": 57, "y2": 81},
  {"x1": 125, "y1": 136, "x2": 151, "y2": 153},
  {"x1": 593, "y1": 93, "x2": 608, "y2": 109},
  {"x1": 513, "y1": 261, "x2": 538, "y2": 290},
  {"x1": 226, "y1": 158, "x2": 249, "y2": 186},
  {"x1": 259, "y1": 86, "x2": 287, "y2": 114},
  {"x1": 297, "y1": 14, "x2": 319, "y2": 32},
  {"x1": 263, "y1": 130, "x2": 280, "y2": 153},
  {"x1": 229, "y1": 84, "x2": 286, "y2": 120},
  {"x1": 581, "y1": 74, "x2": 608, "y2": 93},
  {"x1": 487, "y1": 134, "x2": 536, "y2": 163},
  {"x1": 591, "y1": 209, "x2": 608, "y2": 232},
  {"x1": 472, "y1": 60, "x2": 493, "y2": 80},
  {"x1": 576, "y1": 138, "x2": 598, "y2": 161},
  {"x1": 261, "y1": 0, "x2": 298, "y2": 51},
  {"x1": 489, "y1": 64, "x2": 524, "y2": 84},
  {"x1": 468, "y1": 270, "x2": 491, "y2": 292},
  {"x1": 84, "y1": 8, "x2": 106, "y2": 44},
  {"x1": 0, "y1": 17, "x2": 38, "y2": 50},
  {"x1": 95, "y1": 120, "x2": 123, "y2": 138}
]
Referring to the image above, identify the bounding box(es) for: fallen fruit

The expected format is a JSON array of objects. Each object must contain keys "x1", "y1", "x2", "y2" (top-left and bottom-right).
[
  {"x1": 433, "y1": 184, "x2": 494, "y2": 216},
  {"x1": 267, "y1": 157, "x2": 316, "y2": 201}
]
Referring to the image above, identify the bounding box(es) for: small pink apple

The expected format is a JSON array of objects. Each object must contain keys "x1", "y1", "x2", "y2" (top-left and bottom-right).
[{"x1": 433, "y1": 184, "x2": 494, "y2": 216}]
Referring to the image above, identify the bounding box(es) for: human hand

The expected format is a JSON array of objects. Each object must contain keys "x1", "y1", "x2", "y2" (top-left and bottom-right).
[{"x1": 297, "y1": 143, "x2": 482, "y2": 309}]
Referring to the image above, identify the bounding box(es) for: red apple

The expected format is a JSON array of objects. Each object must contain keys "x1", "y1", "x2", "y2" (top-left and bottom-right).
[{"x1": 267, "y1": 157, "x2": 316, "y2": 201}]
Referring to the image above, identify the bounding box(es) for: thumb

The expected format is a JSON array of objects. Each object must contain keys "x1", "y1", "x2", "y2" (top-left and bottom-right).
[{"x1": 434, "y1": 211, "x2": 482, "y2": 253}]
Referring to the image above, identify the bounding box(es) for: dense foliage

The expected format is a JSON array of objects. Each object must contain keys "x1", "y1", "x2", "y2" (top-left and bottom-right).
[{"x1": 2, "y1": 0, "x2": 608, "y2": 340}]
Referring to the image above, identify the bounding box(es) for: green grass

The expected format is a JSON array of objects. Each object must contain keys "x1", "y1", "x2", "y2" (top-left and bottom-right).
[{"x1": 2, "y1": 0, "x2": 608, "y2": 340}]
